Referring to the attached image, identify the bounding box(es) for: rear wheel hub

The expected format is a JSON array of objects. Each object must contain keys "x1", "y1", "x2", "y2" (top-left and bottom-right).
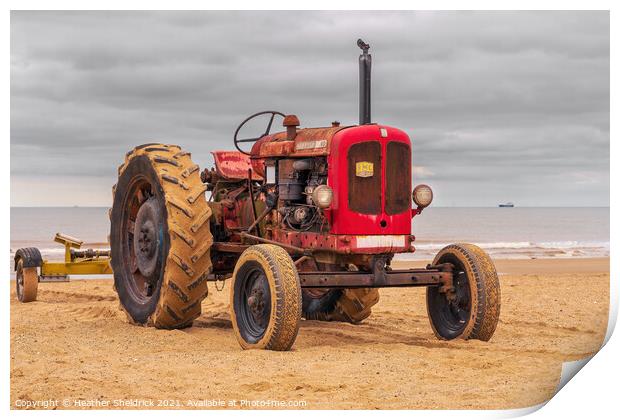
[{"x1": 133, "y1": 197, "x2": 161, "y2": 279}]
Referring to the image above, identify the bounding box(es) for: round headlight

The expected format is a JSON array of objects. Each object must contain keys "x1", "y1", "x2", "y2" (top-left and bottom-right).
[
  {"x1": 312, "y1": 185, "x2": 333, "y2": 209},
  {"x1": 413, "y1": 184, "x2": 433, "y2": 208}
]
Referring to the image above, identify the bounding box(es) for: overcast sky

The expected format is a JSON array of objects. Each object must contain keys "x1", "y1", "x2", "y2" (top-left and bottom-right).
[{"x1": 11, "y1": 11, "x2": 609, "y2": 207}]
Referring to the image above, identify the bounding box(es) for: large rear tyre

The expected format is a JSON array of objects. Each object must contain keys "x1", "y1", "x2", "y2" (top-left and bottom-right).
[
  {"x1": 110, "y1": 143, "x2": 213, "y2": 328},
  {"x1": 426, "y1": 243, "x2": 500, "y2": 341},
  {"x1": 230, "y1": 245, "x2": 301, "y2": 351}
]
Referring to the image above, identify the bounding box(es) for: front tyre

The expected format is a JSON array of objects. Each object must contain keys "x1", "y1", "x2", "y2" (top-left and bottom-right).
[
  {"x1": 14, "y1": 247, "x2": 41, "y2": 303},
  {"x1": 110, "y1": 143, "x2": 213, "y2": 328},
  {"x1": 230, "y1": 245, "x2": 302, "y2": 351},
  {"x1": 426, "y1": 243, "x2": 500, "y2": 341}
]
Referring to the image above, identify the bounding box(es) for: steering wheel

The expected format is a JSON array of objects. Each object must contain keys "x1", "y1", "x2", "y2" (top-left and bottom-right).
[{"x1": 233, "y1": 111, "x2": 286, "y2": 155}]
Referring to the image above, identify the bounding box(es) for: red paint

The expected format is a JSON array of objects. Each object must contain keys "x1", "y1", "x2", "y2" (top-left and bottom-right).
[
  {"x1": 271, "y1": 229, "x2": 415, "y2": 255},
  {"x1": 247, "y1": 123, "x2": 418, "y2": 252},
  {"x1": 212, "y1": 151, "x2": 263, "y2": 181},
  {"x1": 327, "y1": 125, "x2": 412, "y2": 236}
]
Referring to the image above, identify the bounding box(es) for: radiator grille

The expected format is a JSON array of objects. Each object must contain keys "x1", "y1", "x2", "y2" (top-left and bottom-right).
[
  {"x1": 385, "y1": 141, "x2": 411, "y2": 215},
  {"x1": 348, "y1": 141, "x2": 382, "y2": 214}
]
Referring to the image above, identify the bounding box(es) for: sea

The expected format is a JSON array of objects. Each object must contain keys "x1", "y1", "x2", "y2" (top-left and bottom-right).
[{"x1": 9, "y1": 207, "x2": 610, "y2": 277}]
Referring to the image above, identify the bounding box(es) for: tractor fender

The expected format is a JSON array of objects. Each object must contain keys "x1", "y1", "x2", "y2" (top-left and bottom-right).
[{"x1": 14, "y1": 247, "x2": 43, "y2": 271}]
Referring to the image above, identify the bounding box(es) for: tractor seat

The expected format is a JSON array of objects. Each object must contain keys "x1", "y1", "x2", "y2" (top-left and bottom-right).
[{"x1": 211, "y1": 151, "x2": 263, "y2": 181}]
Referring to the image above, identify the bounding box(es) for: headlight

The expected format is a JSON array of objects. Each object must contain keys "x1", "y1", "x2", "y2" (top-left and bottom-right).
[
  {"x1": 312, "y1": 185, "x2": 333, "y2": 209},
  {"x1": 413, "y1": 184, "x2": 433, "y2": 208}
]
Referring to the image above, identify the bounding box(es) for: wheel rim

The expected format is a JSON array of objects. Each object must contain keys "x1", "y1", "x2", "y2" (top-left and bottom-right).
[
  {"x1": 16, "y1": 261, "x2": 24, "y2": 300},
  {"x1": 118, "y1": 176, "x2": 165, "y2": 304},
  {"x1": 234, "y1": 262, "x2": 272, "y2": 343},
  {"x1": 428, "y1": 256, "x2": 472, "y2": 337}
]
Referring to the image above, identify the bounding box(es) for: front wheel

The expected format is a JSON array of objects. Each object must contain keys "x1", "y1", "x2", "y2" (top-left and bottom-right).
[
  {"x1": 15, "y1": 259, "x2": 39, "y2": 303},
  {"x1": 230, "y1": 245, "x2": 301, "y2": 350},
  {"x1": 426, "y1": 243, "x2": 501, "y2": 341},
  {"x1": 14, "y1": 247, "x2": 42, "y2": 303}
]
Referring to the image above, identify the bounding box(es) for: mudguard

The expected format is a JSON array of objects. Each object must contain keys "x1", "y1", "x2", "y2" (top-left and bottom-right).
[{"x1": 14, "y1": 247, "x2": 43, "y2": 271}]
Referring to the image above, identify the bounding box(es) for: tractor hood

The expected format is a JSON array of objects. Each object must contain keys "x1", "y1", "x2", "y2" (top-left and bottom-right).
[
  {"x1": 249, "y1": 123, "x2": 411, "y2": 191},
  {"x1": 250, "y1": 125, "x2": 350, "y2": 159},
  {"x1": 250, "y1": 123, "x2": 409, "y2": 160}
]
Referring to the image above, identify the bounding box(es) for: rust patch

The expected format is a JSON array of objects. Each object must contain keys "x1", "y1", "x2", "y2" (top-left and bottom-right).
[{"x1": 255, "y1": 126, "x2": 349, "y2": 158}]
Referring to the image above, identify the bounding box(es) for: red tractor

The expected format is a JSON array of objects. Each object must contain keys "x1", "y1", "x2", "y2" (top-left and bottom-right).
[{"x1": 109, "y1": 39, "x2": 500, "y2": 350}]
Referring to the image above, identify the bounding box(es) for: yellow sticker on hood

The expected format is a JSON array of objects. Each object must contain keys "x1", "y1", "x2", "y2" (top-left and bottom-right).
[{"x1": 356, "y1": 161, "x2": 374, "y2": 177}]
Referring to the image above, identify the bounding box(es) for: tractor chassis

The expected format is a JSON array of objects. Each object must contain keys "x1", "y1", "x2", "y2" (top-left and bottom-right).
[
  {"x1": 211, "y1": 239, "x2": 455, "y2": 291},
  {"x1": 297, "y1": 263, "x2": 454, "y2": 289},
  {"x1": 212, "y1": 234, "x2": 456, "y2": 291}
]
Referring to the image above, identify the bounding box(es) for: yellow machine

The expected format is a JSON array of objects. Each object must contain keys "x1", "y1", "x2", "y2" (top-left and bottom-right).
[{"x1": 14, "y1": 233, "x2": 112, "y2": 302}]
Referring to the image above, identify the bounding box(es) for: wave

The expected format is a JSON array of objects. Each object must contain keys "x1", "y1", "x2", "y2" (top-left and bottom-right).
[
  {"x1": 10, "y1": 241, "x2": 609, "y2": 262},
  {"x1": 414, "y1": 240, "x2": 609, "y2": 251},
  {"x1": 538, "y1": 241, "x2": 609, "y2": 250},
  {"x1": 396, "y1": 240, "x2": 609, "y2": 260}
]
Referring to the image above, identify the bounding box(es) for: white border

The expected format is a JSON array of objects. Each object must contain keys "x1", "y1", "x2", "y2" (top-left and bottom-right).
[{"x1": 3, "y1": 2, "x2": 616, "y2": 419}]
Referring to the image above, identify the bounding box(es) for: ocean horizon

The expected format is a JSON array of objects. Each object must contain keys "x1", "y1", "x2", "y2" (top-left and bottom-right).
[{"x1": 9, "y1": 206, "x2": 610, "y2": 275}]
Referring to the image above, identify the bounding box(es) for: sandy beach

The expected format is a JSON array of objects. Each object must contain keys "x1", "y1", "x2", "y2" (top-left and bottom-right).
[{"x1": 10, "y1": 257, "x2": 609, "y2": 410}]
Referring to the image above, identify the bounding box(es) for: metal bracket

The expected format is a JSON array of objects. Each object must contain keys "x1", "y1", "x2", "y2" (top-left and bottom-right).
[
  {"x1": 39, "y1": 275, "x2": 69, "y2": 283},
  {"x1": 430, "y1": 263, "x2": 457, "y2": 300},
  {"x1": 298, "y1": 265, "x2": 453, "y2": 289}
]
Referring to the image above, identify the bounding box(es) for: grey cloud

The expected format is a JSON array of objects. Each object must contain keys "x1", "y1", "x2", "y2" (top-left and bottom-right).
[{"x1": 10, "y1": 11, "x2": 609, "y2": 206}]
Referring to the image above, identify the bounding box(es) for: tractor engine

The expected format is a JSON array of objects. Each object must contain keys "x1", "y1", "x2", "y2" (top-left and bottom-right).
[
  {"x1": 275, "y1": 157, "x2": 328, "y2": 232},
  {"x1": 200, "y1": 153, "x2": 330, "y2": 241}
]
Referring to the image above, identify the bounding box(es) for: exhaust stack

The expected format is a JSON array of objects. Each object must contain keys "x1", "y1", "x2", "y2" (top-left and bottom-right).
[{"x1": 358, "y1": 39, "x2": 372, "y2": 125}]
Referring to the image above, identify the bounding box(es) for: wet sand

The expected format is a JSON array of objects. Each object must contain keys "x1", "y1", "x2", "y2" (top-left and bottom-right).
[{"x1": 10, "y1": 258, "x2": 609, "y2": 409}]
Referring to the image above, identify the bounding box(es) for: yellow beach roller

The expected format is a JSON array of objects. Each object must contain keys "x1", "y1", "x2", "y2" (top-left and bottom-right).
[{"x1": 13, "y1": 233, "x2": 112, "y2": 302}]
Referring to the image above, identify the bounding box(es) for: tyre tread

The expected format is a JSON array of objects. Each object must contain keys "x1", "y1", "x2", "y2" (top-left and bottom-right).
[
  {"x1": 428, "y1": 243, "x2": 500, "y2": 341},
  {"x1": 231, "y1": 245, "x2": 302, "y2": 351},
  {"x1": 112, "y1": 143, "x2": 213, "y2": 329}
]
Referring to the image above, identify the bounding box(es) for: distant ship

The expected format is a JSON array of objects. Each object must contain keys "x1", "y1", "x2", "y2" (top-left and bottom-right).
[{"x1": 499, "y1": 202, "x2": 514, "y2": 208}]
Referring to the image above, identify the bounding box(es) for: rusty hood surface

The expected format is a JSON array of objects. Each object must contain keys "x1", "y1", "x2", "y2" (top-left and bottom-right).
[{"x1": 251, "y1": 126, "x2": 350, "y2": 158}]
